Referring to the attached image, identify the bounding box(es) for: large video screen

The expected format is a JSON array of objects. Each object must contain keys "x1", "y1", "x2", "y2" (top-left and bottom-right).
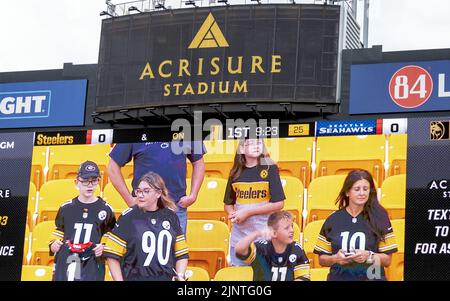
[
  {"x1": 96, "y1": 4, "x2": 340, "y2": 111},
  {"x1": 1, "y1": 117, "x2": 448, "y2": 282}
]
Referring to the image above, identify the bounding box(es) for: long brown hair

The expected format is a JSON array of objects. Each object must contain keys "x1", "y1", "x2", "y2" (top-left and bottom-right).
[
  {"x1": 138, "y1": 172, "x2": 177, "y2": 211},
  {"x1": 229, "y1": 139, "x2": 274, "y2": 181},
  {"x1": 335, "y1": 169, "x2": 388, "y2": 242}
]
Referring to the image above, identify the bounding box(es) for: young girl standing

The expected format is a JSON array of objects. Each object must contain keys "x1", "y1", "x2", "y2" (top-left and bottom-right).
[{"x1": 224, "y1": 138, "x2": 285, "y2": 266}]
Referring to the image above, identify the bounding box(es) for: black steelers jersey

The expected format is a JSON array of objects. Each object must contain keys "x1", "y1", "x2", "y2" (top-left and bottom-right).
[
  {"x1": 103, "y1": 206, "x2": 188, "y2": 281},
  {"x1": 50, "y1": 197, "x2": 116, "y2": 281},
  {"x1": 314, "y1": 208, "x2": 398, "y2": 281},
  {"x1": 224, "y1": 164, "x2": 285, "y2": 206},
  {"x1": 237, "y1": 240, "x2": 310, "y2": 281}
]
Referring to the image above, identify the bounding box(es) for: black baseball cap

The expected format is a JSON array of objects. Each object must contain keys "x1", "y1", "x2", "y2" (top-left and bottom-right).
[{"x1": 77, "y1": 161, "x2": 100, "y2": 179}]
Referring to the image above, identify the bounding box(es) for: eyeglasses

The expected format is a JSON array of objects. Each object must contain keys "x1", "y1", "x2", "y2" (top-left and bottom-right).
[
  {"x1": 77, "y1": 178, "x2": 99, "y2": 186},
  {"x1": 244, "y1": 140, "x2": 263, "y2": 146},
  {"x1": 134, "y1": 187, "x2": 159, "y2": 196}
]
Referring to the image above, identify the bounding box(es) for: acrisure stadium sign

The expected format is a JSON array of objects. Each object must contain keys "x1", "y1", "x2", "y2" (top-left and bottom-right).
[{"x1": 96, "y1": 4, "x2": 341, "y2": 113}]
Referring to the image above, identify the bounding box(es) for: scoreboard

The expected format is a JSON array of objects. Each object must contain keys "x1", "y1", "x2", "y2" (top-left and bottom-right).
[
  {"x1": 0, "y1": 116, "x2": 449, "y2": 281},
  {"x1": 32, "y1": 118, "x2": 408, "y2": 146}
]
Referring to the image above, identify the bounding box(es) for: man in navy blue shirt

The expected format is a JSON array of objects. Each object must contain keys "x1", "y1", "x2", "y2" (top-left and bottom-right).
[{"x1": 107, "y1": 141, "x2": 205, "y2": 233}]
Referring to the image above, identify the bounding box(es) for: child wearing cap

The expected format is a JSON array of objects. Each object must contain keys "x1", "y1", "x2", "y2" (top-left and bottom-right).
[{"x1": 49, "y1": 161, "x2": 116, "y2": 281}]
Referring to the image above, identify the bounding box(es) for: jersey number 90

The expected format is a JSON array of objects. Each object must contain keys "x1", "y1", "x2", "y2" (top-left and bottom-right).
[{"x1": 142, "y1": 230, "x2": 172, "y2": 266}]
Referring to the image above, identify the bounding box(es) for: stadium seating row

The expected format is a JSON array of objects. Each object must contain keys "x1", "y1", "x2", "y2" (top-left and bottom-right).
[
  {"x1": 22, "y1": 219, "x2": 404, "y2": 281},
  {"x1": 23, "y1": 219, "x2": 298, "y2": 278},
  {"x1": 30, "y1": 135, "x2": 407, "y2": 190},
  {"x1": 21, "y1": 265, "x2": 331, "y2": 281},
  {"x1": 27, "y1": 174, "x2": 406, "y2": 231}
]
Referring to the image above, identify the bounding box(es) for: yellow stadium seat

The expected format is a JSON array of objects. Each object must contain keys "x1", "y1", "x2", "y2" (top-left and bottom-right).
[
  {"x1": 303, "y1": 220, "x2": 325, "y2": 268},
  {"x1": 38, "y1": 179, "x2": 101, "y2": 223},
  {"x1": 21, "y1": 265, "x2": 53, "y2": 281},
  {"x1": 293, "y1": 222, "x2": 300, "y2": 243},
  {"x1": 187, "y1": 178, "x2": 228, "y2": 224},
  {"x1": 310, "y1": 267, "x2": 329, "y2": 281},
  {"x1": 27, "y1": 182, "x2": 37, "y2": 230},
  {"x1": 306, "y1": 175, "x2": 345, "y2": 223},
  {"x1": 380, "y1": 174, "x2": 406, "y2": 220},
  {"x1": 187, "y1": 140, "x2": 237, "y2": 179},
  {"x1": 23, "y1": 224, "x2": 30, "y2": 264},
  {"x1": 31, "y1": 146, "x2": 48, "y2": 190},
  {"x1": 120, "y1": 163, "x2": 134, "y2": 180},
  {"x1": 214, "y1": 266, "x2": 253, "y2": 281},
  {"x1": 105, "y1": 265, "x2": 113, "y2": 281},
  {"x1": 185, "y1": 266, "x2": 211, "y2": 281},
  {"x1": 47, "y1": 144, "x2": 111, "y2": 190},
  {"x1": 387, "y1": 219, "x2": 404, "y2": 281},
  {"x1": 31, "y1": 221, "x2": 56, "y2": 266},
  {"x1": 315, "y1": 135, "x2": 386, "y2": 185},
  {"x1": 269, "y1": 138, "x2": 313, "y2": 187},
  {"x1": 281, "y1": 176, "x2": 304, "y2": 228},
  {"x1": 388, "y1": 134, "x2": 407, "y2": 176},
  {"x1": 102, "y1": 180, "x2": 133, "y2": 219},
  {"x1": 186, "y1": 220, "x2": 230, "y2": 279}
]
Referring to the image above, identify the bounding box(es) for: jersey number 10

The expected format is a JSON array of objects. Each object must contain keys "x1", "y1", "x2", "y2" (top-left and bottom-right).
[{"x1": 340, "y1": 232, "x2": 366, "y2": 252}]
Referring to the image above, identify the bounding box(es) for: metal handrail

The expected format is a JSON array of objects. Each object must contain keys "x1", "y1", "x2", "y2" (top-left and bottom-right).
[{"x1": 104, "y1": 0, "x2": 351, "y2": 16}]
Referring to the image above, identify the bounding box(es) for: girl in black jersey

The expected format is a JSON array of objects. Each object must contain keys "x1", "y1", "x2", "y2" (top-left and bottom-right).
[
  {"x1": 104, "y1": 172, "x2": 188, "y2": 281},
  {"x1": 314, "y1": 169, "x2": 398, "y2": 281}
]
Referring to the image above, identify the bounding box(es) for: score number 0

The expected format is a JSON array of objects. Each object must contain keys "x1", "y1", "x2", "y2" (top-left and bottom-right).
[{"x1": 382, "y1": 119, "x2": 407, "y2": 134}]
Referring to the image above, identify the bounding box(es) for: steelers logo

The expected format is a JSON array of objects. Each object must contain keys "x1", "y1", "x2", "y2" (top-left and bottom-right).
[
  {"x1": 260, "y1": 169, "x2": 268, "y2": 179},
  {"x1": 98, "y1": 210, "x2": 107, "y2": 221},
  {"x1": 162, "y1": 220, "x2": 171, "y2": 230},
  {"x1": 289, "y1": 254, "x2": 297, "y2": 263}
]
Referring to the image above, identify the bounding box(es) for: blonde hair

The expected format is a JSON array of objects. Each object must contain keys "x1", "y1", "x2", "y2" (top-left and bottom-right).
[
  {"x1": 138, "y1": 172, "x2": 177, "y2": 211},
  {"x1": 267, "y1": 211, "x2": 293, "y2": 230}
]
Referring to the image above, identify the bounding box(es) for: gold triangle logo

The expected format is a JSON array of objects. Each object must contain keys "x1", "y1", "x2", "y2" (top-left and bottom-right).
[{"x1": 188, "y1": 13, "x2": 229, "y2": 49}]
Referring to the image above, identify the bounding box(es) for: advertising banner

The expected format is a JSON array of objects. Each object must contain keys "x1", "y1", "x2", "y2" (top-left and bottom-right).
[
  {"x1": 350, "y1": 60, "x2": 450, "y2": 114},
  {"x1": 0, "y1": 80, "x2": 87, "y2": 128}
]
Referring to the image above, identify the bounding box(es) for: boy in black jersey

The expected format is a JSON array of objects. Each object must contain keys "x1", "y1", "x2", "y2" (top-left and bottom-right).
[
  {"x1": 235, "y1": 211, "x2": 310, "y2": 281},
  {"x1": 49, "y1": 161, "x2": 116, "y2": 281}
]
